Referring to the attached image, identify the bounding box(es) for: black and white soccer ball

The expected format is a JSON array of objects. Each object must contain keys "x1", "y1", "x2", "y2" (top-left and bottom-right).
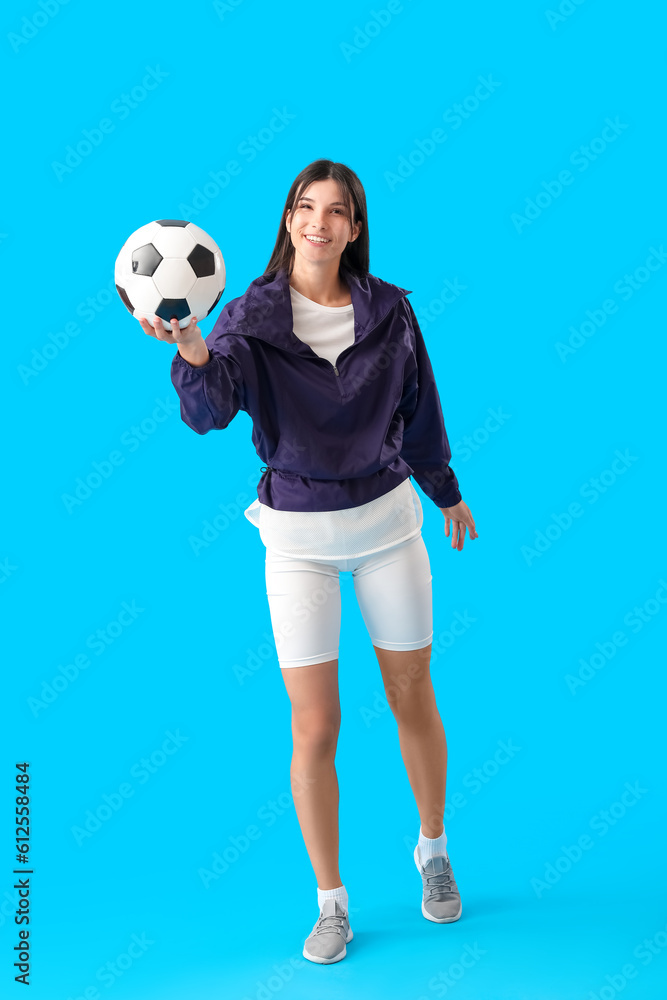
[{"x1": 115, "y1": 219, "x2": 225, "y2": 330}]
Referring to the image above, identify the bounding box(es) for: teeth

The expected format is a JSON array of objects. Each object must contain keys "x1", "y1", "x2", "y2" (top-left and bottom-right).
[{"x1": 305, "y1": 235, "x2": 330, "y2": 243}]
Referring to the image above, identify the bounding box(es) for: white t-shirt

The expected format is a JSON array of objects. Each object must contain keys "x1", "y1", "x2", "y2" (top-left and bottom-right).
[{"x1": 243, "y1": 285, "x2": 423, "y2": 559}]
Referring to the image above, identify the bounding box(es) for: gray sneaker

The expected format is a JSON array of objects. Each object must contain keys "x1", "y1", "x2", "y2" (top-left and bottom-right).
[
  {"x1": 414, "y1": 844, "x2": 462, "y2": 923},
  {"x1": 302, "y1": 899, "x2": 353, "y2": 964}
]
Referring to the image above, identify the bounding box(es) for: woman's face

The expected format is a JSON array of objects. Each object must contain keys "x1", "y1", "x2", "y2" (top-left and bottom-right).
[{"x1": 286, "y1": 178, "x2": 361, "y2": 264}]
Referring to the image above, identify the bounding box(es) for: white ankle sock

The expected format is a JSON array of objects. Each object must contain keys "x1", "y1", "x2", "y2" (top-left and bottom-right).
[
  {"x1": 418, "y1": 824, "x2": 448, "y2": 863},
  {"x1": 317, "y1": 884, "x2": 348, "y2": 914}
]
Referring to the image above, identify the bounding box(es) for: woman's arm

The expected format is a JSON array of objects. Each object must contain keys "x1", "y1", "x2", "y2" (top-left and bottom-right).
[
  {"x1": 170, "y1": 310, "x2": 247, "y2": 435},
  {"x1": 396, "y1": 299, "x2": 462, "y2": 509}
]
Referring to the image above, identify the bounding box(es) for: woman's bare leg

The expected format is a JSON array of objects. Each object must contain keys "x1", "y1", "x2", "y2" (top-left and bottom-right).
[
  {"x1": 372, "y1": 643, "x2": 447, "y2": 837},
  {"x1": 280, "y1": 659, "x2": 343, "y2": 888}
]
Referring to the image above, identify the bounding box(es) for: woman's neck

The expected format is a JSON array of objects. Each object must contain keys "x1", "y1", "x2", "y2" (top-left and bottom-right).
[{"x1": 288, "y1": 259, "x2": 351, "y2": 307}]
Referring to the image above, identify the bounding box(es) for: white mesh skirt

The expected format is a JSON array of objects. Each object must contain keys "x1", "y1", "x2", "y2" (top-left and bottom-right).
[{"x1": 243, "y1": 476, "x2": 424, "y2": 560}]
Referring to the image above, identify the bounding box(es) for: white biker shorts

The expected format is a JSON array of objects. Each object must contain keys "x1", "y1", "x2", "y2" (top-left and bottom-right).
[{"x1": 264, "y1": 532, "x2": 433, "y2": 668}]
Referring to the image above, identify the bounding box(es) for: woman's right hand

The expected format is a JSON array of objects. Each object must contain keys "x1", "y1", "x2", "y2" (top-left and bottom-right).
[{"x1": 137, "y1": 314, "x2": 202, "y2": 346}]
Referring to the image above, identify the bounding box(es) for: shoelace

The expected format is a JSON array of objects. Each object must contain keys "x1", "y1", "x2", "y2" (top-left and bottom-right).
[
  {"x1": 312, "y1": 911, "x2": 348, "y2": 939},
  {"x1": 421, "y1": 860, "x2": 456, "y2": 900}
]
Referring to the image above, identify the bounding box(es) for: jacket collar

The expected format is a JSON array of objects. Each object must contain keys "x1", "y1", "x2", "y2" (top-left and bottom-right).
[{"x1": 226, "y1": 264, "x2": 412, "y2": 356}]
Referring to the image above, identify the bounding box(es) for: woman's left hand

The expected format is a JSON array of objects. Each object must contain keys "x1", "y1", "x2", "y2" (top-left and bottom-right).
[{"x1": 439, "y1": 500, "x2": 478, "y2": 551}]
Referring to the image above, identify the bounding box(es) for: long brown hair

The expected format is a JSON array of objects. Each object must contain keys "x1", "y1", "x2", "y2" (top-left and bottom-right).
[{"x1": 263, "y1": 159, "x2": 370, "y2": 278}]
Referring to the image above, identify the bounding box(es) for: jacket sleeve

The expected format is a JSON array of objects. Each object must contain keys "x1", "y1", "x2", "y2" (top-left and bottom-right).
[
  {"x1": 396, "y1": 299, "x2": 462, "y2": 509},
  {"x1": 170, "y1": 309, "x2": 246, "y2": 435}
]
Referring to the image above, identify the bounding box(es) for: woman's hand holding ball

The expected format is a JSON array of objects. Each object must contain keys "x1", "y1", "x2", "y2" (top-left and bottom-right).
[
  {"x1": 138, "y1": 314, "x2": 200, "y2": 344},
  {"x1": 137, "y1": 314, "x2": 211, "y2": 367}
]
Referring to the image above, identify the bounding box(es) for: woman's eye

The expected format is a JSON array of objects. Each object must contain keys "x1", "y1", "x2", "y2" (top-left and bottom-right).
[{"x1": 298, "y1": 204, "x2": 344, "y2": 214}]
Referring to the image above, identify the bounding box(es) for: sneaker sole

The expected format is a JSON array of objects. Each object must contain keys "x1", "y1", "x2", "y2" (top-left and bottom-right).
[
  {"x1": 302, "y1": 927, "x2": 353, "y2": 964},
  {"x1": 414, "y1": 845, "x2": 462, "y2": 923}
]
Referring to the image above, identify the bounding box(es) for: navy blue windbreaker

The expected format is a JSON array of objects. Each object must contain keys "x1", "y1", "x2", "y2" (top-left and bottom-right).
[{"x1": 170, "y1": 264, "x2": 462, "y2": 512}]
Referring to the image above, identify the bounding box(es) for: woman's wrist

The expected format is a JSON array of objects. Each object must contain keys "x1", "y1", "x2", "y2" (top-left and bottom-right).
[{"x1": 177, "y1": 336, "x2": 210, "y2": 367}]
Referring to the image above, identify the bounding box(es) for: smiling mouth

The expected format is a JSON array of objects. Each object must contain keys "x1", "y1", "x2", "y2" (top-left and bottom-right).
[{"x1": 304, "y1": 235, "x2": 331, "y2": 245}]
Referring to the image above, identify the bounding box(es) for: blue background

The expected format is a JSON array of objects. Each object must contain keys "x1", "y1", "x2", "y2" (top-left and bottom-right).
[{"x1": 3, "y1": 1, "x2": 666, "y2": 997}]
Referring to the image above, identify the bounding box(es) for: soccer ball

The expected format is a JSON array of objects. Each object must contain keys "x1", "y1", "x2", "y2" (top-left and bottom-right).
[{"x1": 115, "y1": 219, "x2": 225, "y2": 330}]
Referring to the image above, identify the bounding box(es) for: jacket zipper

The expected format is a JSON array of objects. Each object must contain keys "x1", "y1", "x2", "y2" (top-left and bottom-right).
[{"x1": 326, "y1": 359, "x2": 342, "y2": 399}]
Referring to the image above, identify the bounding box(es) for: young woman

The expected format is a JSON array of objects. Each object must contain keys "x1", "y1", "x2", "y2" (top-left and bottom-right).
[{"x1": 139, "y1": 159, "x2": 478, "y2": 965}]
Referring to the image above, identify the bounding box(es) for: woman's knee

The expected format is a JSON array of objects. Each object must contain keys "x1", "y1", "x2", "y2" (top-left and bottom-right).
[
  {"x1": 291, "y1": 710, "x2": 341, "y2": 754},
  {"x1": 387, "y1": 682, "x2": 436, "y2": 722},
  {"x1": 375, "y1": 645, "x2": 436, "y2": 716}
]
